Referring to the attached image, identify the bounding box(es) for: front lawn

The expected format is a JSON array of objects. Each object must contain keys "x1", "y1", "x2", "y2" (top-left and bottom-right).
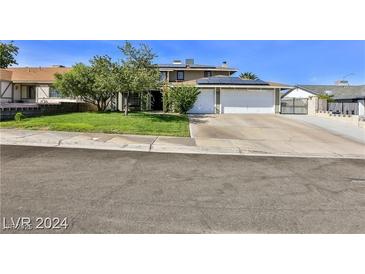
[{"x1": 0, "y1": 112, "x2": 190, "y2": 137}]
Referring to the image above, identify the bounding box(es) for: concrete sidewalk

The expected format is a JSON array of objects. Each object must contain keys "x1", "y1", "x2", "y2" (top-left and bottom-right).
[
  {"x1": 283, "y1": 115, "x2": 365, "y2": 144},
  {"x1": 1, "y1": 128, "x2": 365, "y2": 159}
]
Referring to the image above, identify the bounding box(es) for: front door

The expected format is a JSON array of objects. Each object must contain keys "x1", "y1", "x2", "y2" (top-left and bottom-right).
[
  {"x1": 151, "y1": 90, "x2": 163, "y2": 111},
  {"x1": 21, "y1": 86, "x2": 36, "y2": 102}
]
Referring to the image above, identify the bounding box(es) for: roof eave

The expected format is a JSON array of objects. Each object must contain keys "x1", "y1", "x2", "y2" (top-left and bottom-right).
[
  {"x1": 197, "y1": 84, "x2": 278, "y2": 89},
  {"x1": 295, "y1": 85, "x2": 321, "y2": 95},
  {"x1": 12, "y1": 80, "x2": 54, "y2": 84},
  {"x1": 158, "y1": 67, "x2": 238, "y2": 72}
]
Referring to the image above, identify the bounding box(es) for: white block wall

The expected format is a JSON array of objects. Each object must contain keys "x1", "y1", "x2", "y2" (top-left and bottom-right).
[{"x1": 0, "y1": 81, "x2": 13, "y2": 103}]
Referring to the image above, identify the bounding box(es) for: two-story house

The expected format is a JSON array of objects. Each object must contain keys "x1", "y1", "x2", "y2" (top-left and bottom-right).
[
  {"x1": 116, "y1": 59, "x2": 237, "y2": 111},
  {"x1": 117, "y1": 59, "x2": 290, "y2": 114}
]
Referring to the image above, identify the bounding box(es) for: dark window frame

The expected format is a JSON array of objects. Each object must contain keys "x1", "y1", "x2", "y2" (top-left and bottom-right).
[
  {"x1": 204, "y1": 71, "x2": 212, "y2": 77},
  {"x1": 176, "y1": 70, "x2": 184, "y2": 81},
  {"x1": 49, "y1": 86, "x2": 62, "y2": 98},
  {"x1": 21, "y1": 86, "x2": 36, "y2": 99},
  {"x1": 160, "y1": 71, "x2": 168, "y2": 82}
]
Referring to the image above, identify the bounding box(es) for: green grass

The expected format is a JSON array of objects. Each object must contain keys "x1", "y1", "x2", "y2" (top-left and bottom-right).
[{"x1": 0, "y1": 112, "x2": 190, "y2": 137}]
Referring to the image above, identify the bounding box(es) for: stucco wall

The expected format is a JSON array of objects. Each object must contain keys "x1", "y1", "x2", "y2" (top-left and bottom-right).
[
  {"x1": 168, "y1": 70, "x2": 231, "y2": 82},
  {"x1": 275, "y1": 88, "x2": 280, "y2": 113},
  {"x1": 36, "y1": 85, "x2": 79, "y2": 103},
  {"x1": 13, "y1": 84, "x2": 21, "y2": 101},
  {"x1": 36, "y1": 85, "x2": 50, "y2": 100},
  {"x1": 359, "y1": 100, "x2": 365, "y2": 116},
  {"x1": 307, "y1": 96, "x2": 318, "y2": 115},
  {"x1": 0, "y1": 81, "x2": 13, "y2": 103}
]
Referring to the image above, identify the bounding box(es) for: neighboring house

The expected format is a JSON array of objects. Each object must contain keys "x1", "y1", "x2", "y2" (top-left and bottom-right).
[
  {"x1": 282, "y1": 84, "x2": 365, "y2": 102},
  {"x1": 118, "y1": 59, "x2": 291, "y2": 114},
  {"x1": 0, "y1": 66, "x2": 78, "y2": 104},
  {"x1": 282, "y1": 84, "x2": 365, "y2": 116}
]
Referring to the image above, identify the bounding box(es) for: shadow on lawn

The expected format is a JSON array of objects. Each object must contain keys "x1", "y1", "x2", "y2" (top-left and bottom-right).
[
  {"x1": 93, "y1": 111, "x2": 188, "y2": 122},
  {"x1": 144, "y1": 113, "x2": 188, "y2": 122}
]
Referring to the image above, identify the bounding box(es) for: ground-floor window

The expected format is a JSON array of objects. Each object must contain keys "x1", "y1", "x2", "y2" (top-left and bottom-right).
[
  {"x1": 128, "y1": 93, "x2": 141, "y2": 107},
  {"x1": 122, "y1": 92, "x2": 141, "y2": 110},
  {"x1": 177, "y1": 70, "x2": 184, "y2": 81},
  {"x1": 49, "y1": 86, "x2": 62, "y2": 98}
]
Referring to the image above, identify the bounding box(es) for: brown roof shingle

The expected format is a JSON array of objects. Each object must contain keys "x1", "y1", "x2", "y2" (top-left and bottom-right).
[
  {"x1": 0, "y1": 69, "x2": 13, "y2": 81},
  {"x1": 0, "y1": 67, "x2": 71, "y2": 83}
]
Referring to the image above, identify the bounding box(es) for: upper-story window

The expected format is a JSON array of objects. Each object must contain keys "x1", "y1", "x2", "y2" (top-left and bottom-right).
[
  {"x1": 160, "y1": 71, "x2": 167, "y2": 82},
  {"x1": 204, "y1": 71, "x2": 212, "y2": 77},
  {"x1": 177, "y1": 70, "x2": 184, "y2": 81}
]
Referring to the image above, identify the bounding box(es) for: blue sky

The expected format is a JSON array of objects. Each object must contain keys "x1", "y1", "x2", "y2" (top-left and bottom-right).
[{"x1": 8, "y1": 40, "x2": 365, "y2": 85}]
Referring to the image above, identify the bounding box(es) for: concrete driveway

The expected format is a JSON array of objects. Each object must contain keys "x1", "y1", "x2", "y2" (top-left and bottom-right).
[{"x1": 189, "y1": 114, "x2": 365, "y2": 157}]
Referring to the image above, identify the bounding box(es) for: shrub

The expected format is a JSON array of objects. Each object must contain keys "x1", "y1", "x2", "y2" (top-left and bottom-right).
[
  {"x1": 14, "y1": 112, "x2": 25, "y2": 121},
  {"x1": 168, "y1": 85, "x2": 200, "y2": 114},
  {"x1": 318, "y1": 94, "x2": 335, "y2": 102},
  {"x1": 162, "y1": 88, "x2": 170, "y2": 113}
]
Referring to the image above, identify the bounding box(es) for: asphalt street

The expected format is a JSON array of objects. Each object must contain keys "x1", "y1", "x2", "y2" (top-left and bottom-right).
[{"x1": 1, "y1": 145, "x2": 365, "y2": 233}]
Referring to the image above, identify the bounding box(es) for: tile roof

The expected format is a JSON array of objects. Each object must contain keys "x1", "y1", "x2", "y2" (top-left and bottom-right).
[{"x1": 0, "y1": 69, "x2": 12, "y2": 81}]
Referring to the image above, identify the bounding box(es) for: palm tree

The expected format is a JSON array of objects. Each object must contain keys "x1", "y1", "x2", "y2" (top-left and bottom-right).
[{"x1": 239, "y1": 72, "x2": 259, "y2": 80}]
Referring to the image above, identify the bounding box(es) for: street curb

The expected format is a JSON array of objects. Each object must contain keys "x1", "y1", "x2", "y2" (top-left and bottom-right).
[
  {"x1": 1, "y1": 128, "x2": 365, "y2": 160},
  {"x1": 1, "y1": 140, "x2": 365, "y2": 160}
]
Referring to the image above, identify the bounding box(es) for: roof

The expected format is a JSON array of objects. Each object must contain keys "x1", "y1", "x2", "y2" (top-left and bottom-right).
[
  {"x1": 267, "y1": 81, "x2": 293, "y2": 89},
  {"x1": 0, "y1": 67, "x2": 71, "y2": 83},
  {"x1": 169, "y1": 77, "x2": 291, "y2": 89},
  {"x1": 197, "y1": 76, "x2": 269, "y2": 86},
  {"x1": 158, "y1": 63, "x2": 237, "y2": 72},
  {"x1": 0, "y1": 69, "x2": 13, "y2": 81},
  {"x1": 295, "y1": 85, "x2": 365, "y2": 100}
]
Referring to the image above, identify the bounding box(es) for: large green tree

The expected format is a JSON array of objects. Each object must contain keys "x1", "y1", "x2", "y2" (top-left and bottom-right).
[
  {"x1": 0, "y1": 41, "x2": 19, "y2": 68},
  {"x1": 54, "y1": 55, "x2": 117, "y2": 111},
  {"x1": 239, "y1": 72, "x2": 259, "y2": 80},
  {"x1": 116, "y1": 42, "x2": 161, "y2": 115}
]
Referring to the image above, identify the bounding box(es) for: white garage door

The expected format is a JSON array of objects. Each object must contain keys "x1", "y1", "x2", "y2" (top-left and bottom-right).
[
  {"x1": 188, "y1": 89, "x2": 215, "y2": 114},
  {"x1": 221, "y1": 89, "x2": 275, "y2": 114}
]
